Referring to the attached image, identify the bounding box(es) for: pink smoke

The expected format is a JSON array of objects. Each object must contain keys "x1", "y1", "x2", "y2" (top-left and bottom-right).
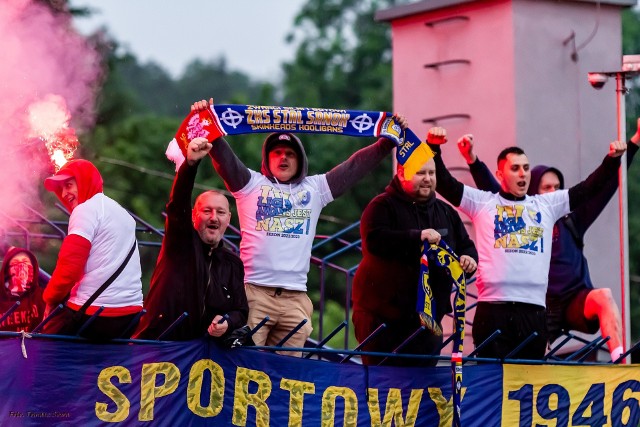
[{"x1": 0, "y1": 0, "x2": 101, "y2": 231}]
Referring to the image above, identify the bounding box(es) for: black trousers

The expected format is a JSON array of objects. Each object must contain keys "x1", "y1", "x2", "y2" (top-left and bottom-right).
[
  {"x1": 472, "y1": 301, "x2": 547, "y2": 360},
  {"x1": 42, "y1": 306, "x2": 139, "y2": 341}
]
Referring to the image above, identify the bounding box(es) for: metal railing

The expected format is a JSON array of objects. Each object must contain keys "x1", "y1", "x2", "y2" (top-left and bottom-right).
[{"x1": 0, "y1": 206, "x2": 629, "y2": 365}]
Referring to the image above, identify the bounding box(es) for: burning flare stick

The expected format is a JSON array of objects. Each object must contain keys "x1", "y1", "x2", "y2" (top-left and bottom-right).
[{"x1": 26, "y1": 94, "x2": 78, "y2": 171}]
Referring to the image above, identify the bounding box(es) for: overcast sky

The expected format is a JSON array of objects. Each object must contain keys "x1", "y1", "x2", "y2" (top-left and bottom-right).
[{"x1": 69, "y1": 0, "x2": 307, "y2": 81}]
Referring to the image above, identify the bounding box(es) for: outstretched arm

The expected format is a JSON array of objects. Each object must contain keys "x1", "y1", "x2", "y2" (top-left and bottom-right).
[
  {"x1": 191, "y1": 99, "x2": 251, "y2": 192},
  {"x1": 427, "y1": 128, "x2": 464, "y2": 206},
  {"x1": 568, "y1": 141, "x2": 626, "y2": 211},
  {"x1": 457, "y1": 134, "x2": 500, "y2": 192},
  {"x1": 163, "y1": 150, "x2": 202, "y2": 251},
  {"x1": 572, "y1": 119, "x2": 640, "y2": 232},
  {"x1": 326, "y1": 113, "x2": 408, "y2": 198}
]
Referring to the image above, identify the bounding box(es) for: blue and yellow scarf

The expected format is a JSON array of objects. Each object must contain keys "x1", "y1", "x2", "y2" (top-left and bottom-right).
[{"x1": 171, "y1": 104, "x2": 433, "y2": 177}]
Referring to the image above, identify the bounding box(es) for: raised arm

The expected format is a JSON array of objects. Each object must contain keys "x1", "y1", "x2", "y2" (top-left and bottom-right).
[
  {"x1": 326, "y1": 113, "x2": 407, "y2": 198},
  {"x1": 571, "y1": 120, "x2": 640, "y2": 233},
  {"x1": 427, "y1": 128, "x2": 464, "y2": 206},
  {"x1": 457, "y1": 134, "x2": 500, "y2": 192},
  {"x1": 191, "y1": 99, "x2": 251, "y2": 192},
  {"x1": 162, "y1": 148, "x2": 203, "y2": 254},
  {"x1": 568, "y1": 141, "x2": 625, "y2": 211}
]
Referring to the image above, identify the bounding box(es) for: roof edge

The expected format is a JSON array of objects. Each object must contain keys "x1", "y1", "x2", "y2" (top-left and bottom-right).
[{"x1": 375, "y1": 0, "x2": 637, "y2": 22}]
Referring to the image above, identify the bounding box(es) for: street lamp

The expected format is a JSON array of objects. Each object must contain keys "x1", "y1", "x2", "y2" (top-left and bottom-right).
[{"x1": 588, "y1": 55, "x2": 640, "y2": 357}]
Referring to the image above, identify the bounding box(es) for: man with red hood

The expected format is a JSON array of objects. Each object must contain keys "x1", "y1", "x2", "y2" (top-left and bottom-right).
[
  {"x1": 42, "y1": 159, "x2": 143, "y2": 340},
  {"x1": 0, "y1": 247, "x2": 44, "y2": 332}
]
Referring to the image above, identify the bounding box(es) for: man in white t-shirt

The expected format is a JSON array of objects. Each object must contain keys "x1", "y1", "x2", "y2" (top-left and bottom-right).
[
  {"x1": 191, "y1": 99, "x2": 407, "y2": 356},
  {"x1": 42, "y1": 159, "x2": 143, "y2": 340},
  {"x1": 427, "y1": 129, "x2": 626, "y2": 360}
]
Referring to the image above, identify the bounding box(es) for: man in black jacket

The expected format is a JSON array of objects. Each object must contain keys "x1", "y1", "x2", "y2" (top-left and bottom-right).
[
  {"x1": 134, "y1": 138, "x2": 248, "y2": 341},
  {"x1": 351, "y1": 142, "x2": 478, "y2": 367}
]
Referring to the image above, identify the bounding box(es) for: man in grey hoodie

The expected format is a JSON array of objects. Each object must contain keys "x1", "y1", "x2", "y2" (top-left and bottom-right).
[{"x1": 190, "y1": 99, "x2": 407, "y2": 356}]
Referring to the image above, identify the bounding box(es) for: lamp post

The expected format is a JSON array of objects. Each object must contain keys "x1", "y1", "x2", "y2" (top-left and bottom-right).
[{"x1": 588, "y1": 55, "x2": 640, "y2": 357}]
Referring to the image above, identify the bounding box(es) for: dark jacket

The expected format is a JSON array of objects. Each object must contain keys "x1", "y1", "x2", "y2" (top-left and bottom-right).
[
  {"x1": 352, "y1": 176, "x2": 478, "y2": 322},
  {"x1": 134, "y1": 160, "x2": 248, "y2": 341},
  {"x1": 468, "y1": 142, "x2": 638, "y2": 299},
  {"x1": 0, "y1": 247, "x2": 44, "y2": 332}
]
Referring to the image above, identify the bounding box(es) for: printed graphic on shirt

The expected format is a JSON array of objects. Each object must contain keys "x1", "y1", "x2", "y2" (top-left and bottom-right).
[
  {"x1": 255, "y1": 185, "x2": 312, "y2": 239},
  {"x1": 493, "y1": 204, "x2": 544, "y2": 254},
  {"x1": 0, "y1": 302, "x2": 40, "y2": 331}
]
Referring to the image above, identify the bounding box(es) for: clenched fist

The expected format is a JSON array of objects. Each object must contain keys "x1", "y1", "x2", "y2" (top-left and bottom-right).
[{"x1": 426, "y1": 127, "x2": 448, "y2": 145}]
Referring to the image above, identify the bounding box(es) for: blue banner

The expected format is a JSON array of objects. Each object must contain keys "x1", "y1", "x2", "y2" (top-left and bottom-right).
[{"x1": 0, "y1": 337, "x2": 636, "y2": 426}]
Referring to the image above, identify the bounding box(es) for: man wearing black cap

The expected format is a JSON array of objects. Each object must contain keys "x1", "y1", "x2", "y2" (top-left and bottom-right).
[
  {"x1": 456, "y1": 121, "x2": 640, "y2": 362},
  {"x1": 190, "y1": 99, "x2": 407, "y2": 356}
]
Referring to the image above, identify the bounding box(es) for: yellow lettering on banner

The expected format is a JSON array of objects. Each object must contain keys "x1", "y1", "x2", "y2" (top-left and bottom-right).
[
  {"x1": 138, "y1": 362, "x2": 181, "y2": 421},
  {"x1": 96, "y1": 366, "x2": 131, "y2": 422},
  {"x1": 246, "y1": 109, "x2": 271, "y2": 125},
  {"x1": 187, "y1": 359, "x2": 225, "y2": 417},
  {"x1": 306, "y1": 111, "x2": 349, "y2": 127},
  {"x1": 503, "y1": 364, "x2": 640, "y2": 426},
  {"x1": 273, "y1": 110, "x2": 281, "y2": 123},
  {"x1": 280, "y1": 378, "x2": 316, "y2": 427},
  {"x1": 367, "y1": 388, "x2": 423, "y2": 427},
  {"x1": 398, "y1": 141, "x2": 415, "y2": 157},
  {"x1": 427, "y1": 388, "x2": 453, "y2": 427},
  {"x1": 233, "y1": 367, "x2": 272, "y2": 427},
  {"x1": 321, "y1": 386, "x2": 358, "y2": 427}
]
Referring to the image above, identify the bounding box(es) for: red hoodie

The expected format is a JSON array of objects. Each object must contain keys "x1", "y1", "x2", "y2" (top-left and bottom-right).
[
  {"x1": 44, "y1": 159, "x2": 103, "y2": 211},
  {"x1": 43, "y1": 160, "x2": 100, "y2": 308}
]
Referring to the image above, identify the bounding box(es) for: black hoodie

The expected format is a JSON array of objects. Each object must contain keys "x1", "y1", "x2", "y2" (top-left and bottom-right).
[{"x1": 352, "y1": 176, "x2": 478, "y2": 322}]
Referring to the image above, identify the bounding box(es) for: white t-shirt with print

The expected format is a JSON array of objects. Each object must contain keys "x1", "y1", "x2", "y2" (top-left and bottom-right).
[
  {"x1": 67, "y1": 193, "x2": 143, "y2": 308},
  {"x1": 233, "y1": 170, "x2": 334, "y2": 291},
  {"x1": 459, "y1": 187, "x2": 570, "y2": 307}
]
